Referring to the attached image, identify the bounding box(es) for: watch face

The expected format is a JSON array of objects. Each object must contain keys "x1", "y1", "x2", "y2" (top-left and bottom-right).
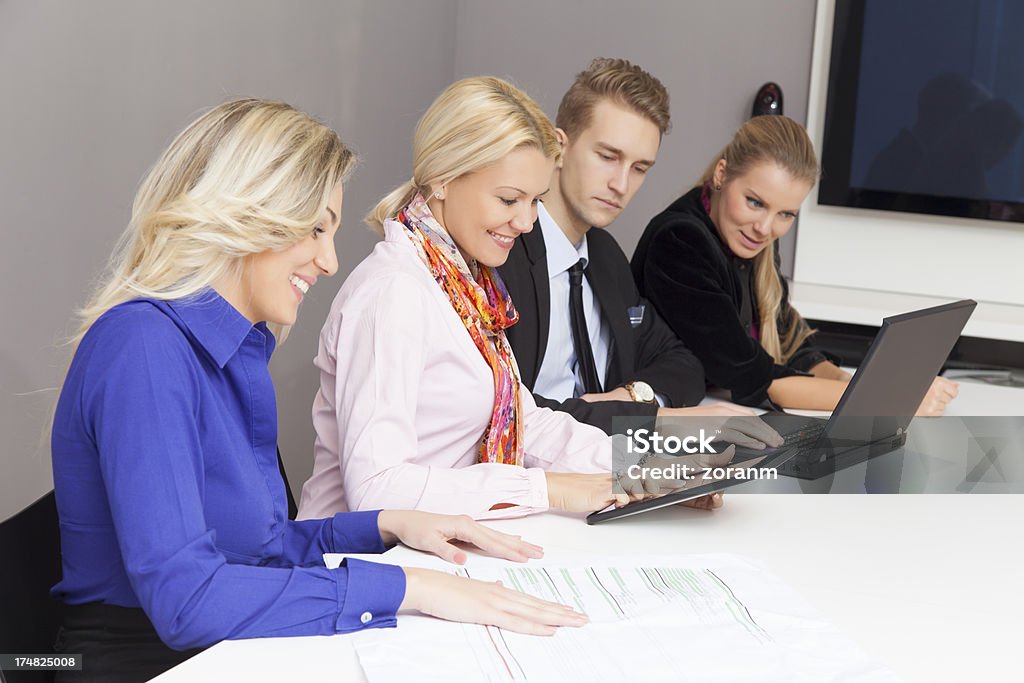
[{"x1": 633, "y1": 382, "x2": 655, "y2": 402}]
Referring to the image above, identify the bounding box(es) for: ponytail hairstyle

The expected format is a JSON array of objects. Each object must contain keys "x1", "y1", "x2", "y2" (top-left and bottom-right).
[
  {"x1": 72, "y1": 98, "x2": 355, "y2": 351},
  {"x1": 366, "y1": 76, "x2": 560, "y2": 232},
  {"x1": 699, "y1": 116, "x2": 820, "y2": 365}
]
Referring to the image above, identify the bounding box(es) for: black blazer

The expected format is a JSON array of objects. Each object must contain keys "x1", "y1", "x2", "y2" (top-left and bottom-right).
[
  {"x1": 632, "y1": 187, "x2": 832, "y2": 407},
  {"x1": 498, "y1": 219, "x2": 706, "y2": 434}
]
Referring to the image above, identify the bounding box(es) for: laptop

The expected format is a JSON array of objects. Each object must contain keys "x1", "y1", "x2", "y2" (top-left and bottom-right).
[
  {"x1": 586, "y1": 299, "x2": 976, "y2": 524},
  {"x1": 769, "y1": 298, "x2": 976, "y2": 479}
]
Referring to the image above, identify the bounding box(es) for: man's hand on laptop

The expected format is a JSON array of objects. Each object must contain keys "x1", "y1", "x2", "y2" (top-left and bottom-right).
[{"x1": 654, "y1": 413, "x2": 784, "y2": 450}]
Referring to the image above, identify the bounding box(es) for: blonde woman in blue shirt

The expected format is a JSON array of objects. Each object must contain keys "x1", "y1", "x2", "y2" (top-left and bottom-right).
[{"x1": 50, "y1": 99, "x2": 587, "y2": 683}]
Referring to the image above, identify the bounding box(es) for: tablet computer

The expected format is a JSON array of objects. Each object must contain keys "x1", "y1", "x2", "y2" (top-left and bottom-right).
[{"x1": 585, "y1": 444, "x2": 800, "y2": 524}]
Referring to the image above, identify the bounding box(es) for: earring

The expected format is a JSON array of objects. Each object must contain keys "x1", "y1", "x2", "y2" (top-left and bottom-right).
[
  {"x1": 714, "y1": 184, "x2": 722, "y2": 191},
  {"x1": 433, "y1": 191, "x2": 442, "y2": 199}
]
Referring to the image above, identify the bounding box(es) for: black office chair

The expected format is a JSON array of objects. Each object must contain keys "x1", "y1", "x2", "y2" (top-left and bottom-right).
[
  {"x1": 0, "y1": 491, "x2": 63, "y2": 683},
  {"x1": 0, "y1": 454, "x2": 293, "y2": 683},
  {"x1": 277, "y1": 447, "x2": 298, "y2": 521}
]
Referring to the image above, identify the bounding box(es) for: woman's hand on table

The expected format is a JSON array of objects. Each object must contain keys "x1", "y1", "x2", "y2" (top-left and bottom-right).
[
  {"x1": 379, "y1": 512, "x2": 589, "y2": 635},
  {"x1": 377, "y1": 510, "x2": 543, "y2": 564},
  {"x1": 400, "y1": 567, "x2": 588, "y2": 635}
]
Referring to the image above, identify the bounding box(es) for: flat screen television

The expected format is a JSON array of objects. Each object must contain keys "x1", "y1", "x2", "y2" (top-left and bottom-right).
[{"x1": 818, "y1": 0, "x2": 1024, "y2": 224}]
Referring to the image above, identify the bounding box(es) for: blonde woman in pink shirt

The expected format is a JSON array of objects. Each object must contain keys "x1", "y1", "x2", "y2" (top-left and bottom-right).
[{"x1": 299, "y1": 77, "x2": 718, "y2": 521}]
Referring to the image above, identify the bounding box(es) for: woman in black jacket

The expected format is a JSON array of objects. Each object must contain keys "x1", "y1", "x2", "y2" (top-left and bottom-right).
[{"x1": 631, "y1": 116, "x2": 957, "y2": 413}]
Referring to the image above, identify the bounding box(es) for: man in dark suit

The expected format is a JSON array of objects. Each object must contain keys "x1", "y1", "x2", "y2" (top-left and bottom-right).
[{"x1": 500, "y1": 58, "x2": 751, "y2": 435}]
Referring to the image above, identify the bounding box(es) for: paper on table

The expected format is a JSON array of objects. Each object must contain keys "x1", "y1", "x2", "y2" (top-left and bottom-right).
[{"x1": 328, "y1": 550, "x2": 899, "y2": 683}]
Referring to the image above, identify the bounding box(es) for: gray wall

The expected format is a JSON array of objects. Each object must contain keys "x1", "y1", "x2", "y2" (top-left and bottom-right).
[
  {"x1": 0, "y1": 0, "x2": 458, "y2": 520},
  {"x1": 1, "y1": 0, "x2": 817, "y2": 521}
]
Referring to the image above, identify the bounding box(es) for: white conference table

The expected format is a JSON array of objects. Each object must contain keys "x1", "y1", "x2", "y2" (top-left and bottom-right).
[{"x1": 154, "y1": 381, "x2": 1024, "y2": 683}]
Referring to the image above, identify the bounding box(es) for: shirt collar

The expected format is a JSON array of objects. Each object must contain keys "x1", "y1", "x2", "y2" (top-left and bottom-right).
[
  {"x1": 538, "y1": 201, "x2": 589, "y2": 276},
  {"x1": 168, "y1": 289, "x2": 271, "y2": 368}
]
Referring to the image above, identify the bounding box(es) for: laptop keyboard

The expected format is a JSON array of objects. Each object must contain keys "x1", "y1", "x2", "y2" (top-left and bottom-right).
[{"x1": 780, "y1": 421, "x2": 827, "y2": 450}]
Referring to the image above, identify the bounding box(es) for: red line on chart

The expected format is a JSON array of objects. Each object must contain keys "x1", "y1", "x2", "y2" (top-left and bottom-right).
[{"x1": 484, "y1": 625, "x2": 516, "y2": 680}]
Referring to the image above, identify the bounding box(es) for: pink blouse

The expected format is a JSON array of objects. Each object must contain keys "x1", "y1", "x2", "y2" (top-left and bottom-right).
[{"x1": 297, "y1": 220, "x2": 611, "y2": 521}]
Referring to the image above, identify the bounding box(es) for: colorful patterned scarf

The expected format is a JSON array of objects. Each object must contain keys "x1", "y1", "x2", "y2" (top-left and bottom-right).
[{"x1": 397, "y1": 193, "x2": 524, "y2": 466}]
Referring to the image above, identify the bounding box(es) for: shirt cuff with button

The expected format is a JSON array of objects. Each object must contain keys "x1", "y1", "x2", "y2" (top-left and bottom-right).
[{"x1": 336, "y1": 558, "x2": 406, "y2": 632}]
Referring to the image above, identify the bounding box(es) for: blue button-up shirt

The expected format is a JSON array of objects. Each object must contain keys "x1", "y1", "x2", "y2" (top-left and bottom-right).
[{"x1": 51, "y1": 291, "x2": 405, "y2": 650}]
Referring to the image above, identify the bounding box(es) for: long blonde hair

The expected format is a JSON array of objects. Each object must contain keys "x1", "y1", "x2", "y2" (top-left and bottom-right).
[
  {"x1": 366, "y1": 76, "x2": 560, "y2": 231},
  {"x1": 73, "y1": 98, "x2": 354, "y2": 351},
  {"x1": 700, "y1": 116, "x2": 819, "y2": 364}
]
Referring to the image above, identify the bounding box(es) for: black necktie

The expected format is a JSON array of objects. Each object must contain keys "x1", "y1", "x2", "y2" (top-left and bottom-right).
[{"x1": 568, "y1": 259, "x2": 603, "y2": 395}]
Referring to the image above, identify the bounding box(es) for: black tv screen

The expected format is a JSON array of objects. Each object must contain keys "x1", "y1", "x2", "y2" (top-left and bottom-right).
[{"x1": 819, "y1": 0, "x2": 1024, "y2": 224}]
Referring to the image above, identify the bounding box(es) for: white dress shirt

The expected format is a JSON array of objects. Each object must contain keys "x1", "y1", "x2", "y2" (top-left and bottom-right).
[
  {"x1": 297, "y1": 219, "x2": 612, "y2": 521},
  {"x1": 532, "y1": 202, "x2": 612, "y2": 400}
]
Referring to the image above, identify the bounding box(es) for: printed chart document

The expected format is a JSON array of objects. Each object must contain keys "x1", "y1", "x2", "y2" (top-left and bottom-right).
[{"x1": 325, "y1": 550, "x2": 897, "y2": 682}]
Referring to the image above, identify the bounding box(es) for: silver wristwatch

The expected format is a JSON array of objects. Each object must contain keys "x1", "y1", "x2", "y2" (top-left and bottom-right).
[{"x1": 625, "y1": 381, "x2": 656, "y2": 404}]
